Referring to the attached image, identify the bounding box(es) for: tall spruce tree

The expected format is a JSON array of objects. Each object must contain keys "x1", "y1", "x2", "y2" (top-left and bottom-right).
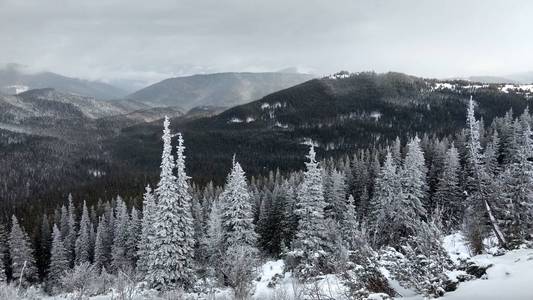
[
  {"x1": 369, "y1": 151, "x2": 409, "y2": 248},
  {"x1": 433, "y1": 143, "x2": 462, "y2": 229},
  {"x1": 137, "y1": 185, "x2": 156, "y2": 275},
  {"x1": 93, "y1": 216, "x2": 109, "y2": 270},
  {"x1": 127, "y1": 207, "x2": 141, "y2": 266},
  {"x1": 0, "y1": 224, "x2": 6, "y2": 282},
  {"x1": 9, "y1": 215, "x2": 37, "y2": 285},
  {"x1": 147, "y1": 118, "x2": 195, "y2": 289},
  {"x1": 65, "y1": 194, "x2": 77, "y2": 266},
  {"x1": 48, "y1": 224, "x2": 69, "y2": 288},
  {"x1": 465, "y1": 96, "x2": 507, "y2": 250},
  {"x1": 205, "y1": 199, "x2": 224, "y2": 269},
  {"x1": 401, "y1": 136, "x2": 428, "y2": 219},
  {"x1": 75, "y1": 201, "x2": 91, "y2": 265},
  {"x1": 112, "y1": 196, "x2": 130, "y2": 272},
  {"x1": 220, "y1": 158, "x2": 258, "y2": 254},
  {"x1": 291, "y1": 145, "x2": 330, "y2": 277}
]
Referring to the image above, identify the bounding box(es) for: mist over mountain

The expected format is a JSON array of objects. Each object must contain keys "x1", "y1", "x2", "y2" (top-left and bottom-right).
[
  {"x1": 0, "y1": 63, "x2": 127, "y2": 99},
  {"x1": 466, "y1": 76, "x2": 519, "y2": 84},
  {"x1": 126, "y1": 72, "x2": 315, "y2": 109},
  {"x1": 507, "y1": 71, "x2": 533, "y2": 84}
]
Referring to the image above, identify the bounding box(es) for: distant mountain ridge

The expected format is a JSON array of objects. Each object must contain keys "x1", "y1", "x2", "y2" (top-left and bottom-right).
[
  {"x1": 126, "y1": 72, "x2": 315, "y2": 109},
  {"x1": 0, "y1": 64, "x2": 127, "y2": 99}
]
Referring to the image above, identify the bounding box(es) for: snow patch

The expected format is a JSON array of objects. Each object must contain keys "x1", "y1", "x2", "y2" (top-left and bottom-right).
[
  {"x1": 4, "y1": 84, "x2": 29, "y2": 94},
  {"x1": 228, "y1": 117, "x2": 243, "y2": 123},
  {"x1": 442, "y1": 249, "x2": 533, "y2": 300},
  {"x1": 443, "y1": 232, "x2": 471, "y2": 263},
  {"x1": 435, "y1": 82, "x2": 457, "y2": 90},
  {"x1": 370, "y1": 111, "x2": 382, "y2": 121}
]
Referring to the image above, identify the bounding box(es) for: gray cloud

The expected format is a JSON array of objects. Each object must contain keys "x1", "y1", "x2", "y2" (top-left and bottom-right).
[{"x1": 1, "y1": 0, "x2": 532, "y2": 86}]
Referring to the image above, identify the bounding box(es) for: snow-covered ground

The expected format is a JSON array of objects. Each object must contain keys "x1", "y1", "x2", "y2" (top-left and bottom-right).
[
  {"x1": 442, "y1": 248, "x2": 533, "y2": 300},
  {"x1": 399, "y1": 233, "x2": 533, "y2": 300},
  {"x1": 443, "y1": 232, "x2": 471, "y2": 263},
  {"x1": 18, "y1": 234, "x2": 533, "y2": 299}
]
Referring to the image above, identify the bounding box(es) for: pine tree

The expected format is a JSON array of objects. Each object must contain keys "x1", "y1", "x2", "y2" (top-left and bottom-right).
[
  {"x1": 9, "y1": 215, "x2": 37, "y2": 285},
  {"x1": 93, "y1": 216, "x2": 109, "y2": 270},
  {"x1": 112, "y1": 196, "x2": 130, "y2": 272},
  {"x1": 48, "y1": 224, "x2": 69, "y2": 287},
  {"x1": 433, "y1": 143, "x2": 462, "y2": 229},
  {"x1": 342, "y1": 195, "x2": 362, "y2": 250},
  {"x1": 137, "y1": 185, "x2": 156, "y2": 275},
  {"x1": 369, "y1": 151, "x2": 409, "y2": 248},
  {"x1": 465, "y1": 96, "x2": 507, "y2": 250},
  {"x1": 291, "y1": 145, "x2": 330, "y2": 277},
  {"x1": 127, "y1": 207, "x2": 141, "y2": 266},
  {"x1": 328, "y1": 170, "x2": 348, "y2": 222},
  {"x1": 401, "y1": 136, "x2": 428, "y2": 218},
  {"x1": 484, "y1": 131, "x2": 501, "y2": 176},
  {"x1": 75, "y1": 201, "x2": 91, "y2": 265},
  {"x1": 66, "y1": 194, "x2": 77, "y2": 265},
  {"x1": 505, "y1": 119, "x2": 533, "y2": 245},
  {"x1": 147, "y1": 118, "x2": 195, "y2": 289},
  {"x1": 220, "y1": 158, "x2": 258, "y2": 254},
  {"x1": 172, "y1": 133, "x2": 195, "y2": 281},
  {"x1": 392, "y1": 136, "x2": 402, "y2": 166},
  {"x1": 206, "y1": 199, "x2": 224, "y2": 269},
  {"x1": 38, "y1": 214, "x2": 52, "y2": 279},
  {"x1": 0, "y1": 224, "x2": 7, "y2": 282}
]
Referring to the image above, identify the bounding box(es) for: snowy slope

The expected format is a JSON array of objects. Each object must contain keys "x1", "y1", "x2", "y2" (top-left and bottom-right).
[{"x1": 442, "y1": 249, "x2": 533, "y2": 300}]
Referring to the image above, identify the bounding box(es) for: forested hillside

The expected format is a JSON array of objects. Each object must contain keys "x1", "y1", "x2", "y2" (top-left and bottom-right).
[
  {"x1": 1, "y1": 95, "x2": 533, "y2": 299},
  {"x1": 1, "y1": 72, "x2": 532, "y2": 229}
]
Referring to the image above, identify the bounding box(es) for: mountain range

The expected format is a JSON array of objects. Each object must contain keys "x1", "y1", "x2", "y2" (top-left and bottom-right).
[
  {"x1": 0, "y1": 64, "x2": 128, "y2": 99},
  {"x1": 125, "y1": 72, "x2": 315, "y2": 109}
]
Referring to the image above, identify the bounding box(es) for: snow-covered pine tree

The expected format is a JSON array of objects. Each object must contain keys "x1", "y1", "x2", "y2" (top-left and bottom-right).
[
  {"x1": 9, "y1": 215, "x2": 37, "y2": 285},
  {"x1": 433, "y1": 143, "x2": 462, "y2": 230},
  {"x1": 192, "y1": 196, "x2": 208, "y2": 268},
  {"x1": 464, "y1": 96, "x2": 507, "y2": 250},
  {"x1": 504, "y1": 118, "x2": 533, "y2": 246},
  {"x1": 66, "y1": 194, "x2": 77, "y2": 266},
  {"x1": 111, "y1": 196, "x2": 130, "y2": 272},
  {"x1": 48, "y1": 224, "x2": 69, "y2": 288},
  {"x1": 205, "y1": 198, "x2": 224, "y2": 271},
  {"x1": 220, "y1": 158, "x2": 258, "y2": 254},
  {"x1": 137, "y1": 185, "x2": 155, "y2": 275},
  {"x1": 342, "y1": 195, "x2": 362, "y2": 250},
  {"x1": 392, "y1": 136, "x2": 402, "y2": 166},
  {"x1": 172, "y1": 132, "x2": 195, "y2": 282},
  {"x1": 257, "y1": 184, "x2": 286, "y2": 256},
  {"x1": 0, "y1": 223, "x2": 6, "y2": 282},
  {"x1": 290, "y1": 145, "x2": 330, "y2": 278},
  {"x1": 59, "y1": 205, "x2": 69, "y2": 243},
  {"x1": 146, "y1": 118, "x2": 195, "y2": 289},
  {"x1": 39, "y1": 214, "x2": 52, "y2": 278},
  {"x1": 369, "y1": 151, "x2": 415, "y2": 248},
  {"x1": 218, "y1": 158, "x2": 258, "y2": 298},
  {"x1": 401, "y1": 136, "x2": 428, "y2": 218},
  {"x1": 75, "y1": 201, "x2": 91, "y2": 265},
  {"x1": 328, "y1": 169, "x2": 348, "y2": 222},
  {"x1": 484, "y1": 131, "x2": 501, "y2": 176},
  {"x1": 127, "y1": 207, "x2": 141, "y2": 266},
  {"x1": 93, "y1": 216, "x2": 108, "y2": 270}
]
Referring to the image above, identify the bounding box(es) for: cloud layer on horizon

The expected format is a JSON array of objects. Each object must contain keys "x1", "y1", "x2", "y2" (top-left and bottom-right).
[{"x1": 1, "y1": 0, "x2": 532, "y2": 86}]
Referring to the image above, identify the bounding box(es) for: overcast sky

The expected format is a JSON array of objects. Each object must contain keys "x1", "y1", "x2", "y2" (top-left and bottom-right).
[{"x1": 1, "y1": 0, "x2": 532, "y2": 86}]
